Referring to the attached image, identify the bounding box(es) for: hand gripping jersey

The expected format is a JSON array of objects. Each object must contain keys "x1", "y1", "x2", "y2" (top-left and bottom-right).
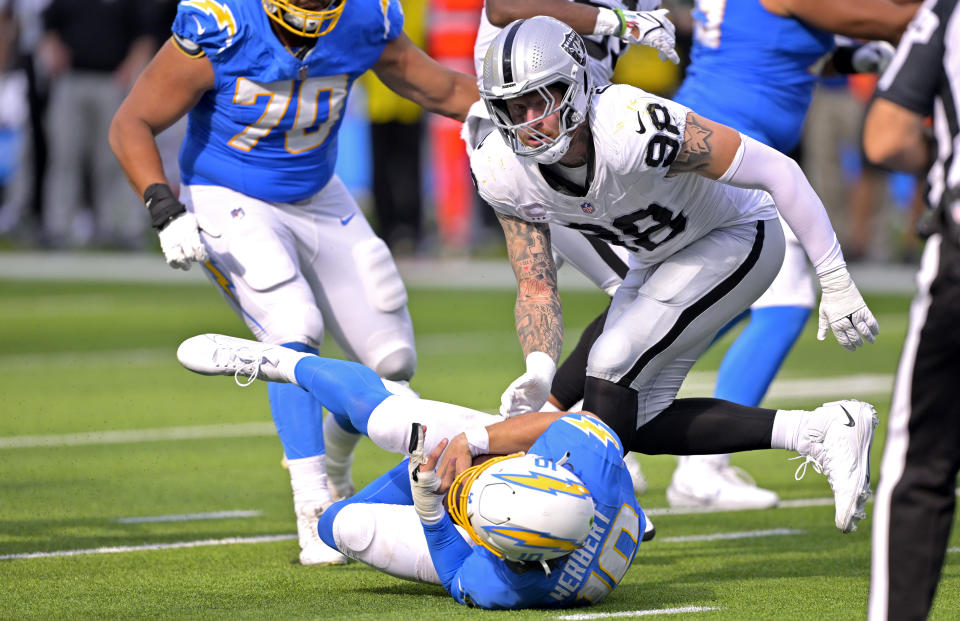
[
  {"x1": 445, "y1": 413, "x2": 645, "y2": 608},
  {"x1": 470, "y1": 84, "x2": 777, "y2": 268},
  {"x1": 473, "y1": 1, "x2": 661, "y2": 89},
  {"x1": 171, "y1": 0, "x2": 403, "y2": 203},
  {"x1": 674, "y1": 0, "x2": 834, "y2": 153}
]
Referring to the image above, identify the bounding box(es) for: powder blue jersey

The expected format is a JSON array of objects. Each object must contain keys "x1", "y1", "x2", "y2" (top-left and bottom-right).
[
  {"x1": 171, "y1": 0, "x2": 403, "y2": 202},
  {"x1": 437, "y1": 414, "x2": 645, "y2": 609},
  {"x1": 674, "y1": 0, "x2": 833, "y2": 153}
]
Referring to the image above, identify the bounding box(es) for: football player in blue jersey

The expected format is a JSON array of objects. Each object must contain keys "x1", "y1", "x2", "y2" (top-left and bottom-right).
[
  {"x1": 175, "y1": 332, "x2": 646, "y2": 609},
  {"x1": 658, "y1": 0, "x2": 919, "y2": 511},
  {"x1": 109, "y1": 0, "x2": 479, "y2": 565}
]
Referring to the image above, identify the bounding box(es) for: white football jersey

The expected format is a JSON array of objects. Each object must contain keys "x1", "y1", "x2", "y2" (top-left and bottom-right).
[
  {"x1": 473, "y1": 1, "x2": 661, "y2": 87},
  {"x1": 470, "y1": 84, "x2": 779, "y2": 269}
]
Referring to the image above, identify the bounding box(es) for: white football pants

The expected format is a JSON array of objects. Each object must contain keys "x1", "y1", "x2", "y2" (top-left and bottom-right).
[{"x1": 182, "y1": 176, "x2": 416, "y2": 379}]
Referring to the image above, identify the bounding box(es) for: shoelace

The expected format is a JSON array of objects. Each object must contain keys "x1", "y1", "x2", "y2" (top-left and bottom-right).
[
  {"x1": 790, "y1": 454, "x2": 825, "y2": 482},
  {"x1": 213, "y1": 345, "x2": 261, "y2": 387}
]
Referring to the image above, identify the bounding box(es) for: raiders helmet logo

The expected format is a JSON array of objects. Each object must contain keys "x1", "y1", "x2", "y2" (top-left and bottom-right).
[{"x1": 561, "y1": 31, "x2": 587, "y2": 66}]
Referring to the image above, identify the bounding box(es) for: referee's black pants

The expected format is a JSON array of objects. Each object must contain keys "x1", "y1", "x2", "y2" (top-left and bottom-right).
[{"x1": 870, "y1": 233, "x2": 960, "y2": 621}]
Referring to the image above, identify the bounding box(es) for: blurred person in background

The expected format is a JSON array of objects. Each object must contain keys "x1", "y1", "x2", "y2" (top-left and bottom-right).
[
  {"x1": 361, "y1": 0, "x2": 427, "y2": 256},
  {"x1": 0, "y1": 0, "x2": 49, "y2": 243},
  {"x1": 38, "y1": 0, "x2": 157, "y2": 249},
  {"x1": 863, "y1": 0, "x2": 960, "y2": 618}
]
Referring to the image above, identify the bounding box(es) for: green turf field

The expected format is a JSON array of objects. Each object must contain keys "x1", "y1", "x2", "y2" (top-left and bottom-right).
[{"x1": 1, "y1": 280, "x2": 957, "y2": 619}]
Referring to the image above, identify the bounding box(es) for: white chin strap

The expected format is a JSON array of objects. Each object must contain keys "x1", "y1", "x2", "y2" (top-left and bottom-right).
[{"x1": 529, "y1": 132, "x2": 574, "y2": 165}]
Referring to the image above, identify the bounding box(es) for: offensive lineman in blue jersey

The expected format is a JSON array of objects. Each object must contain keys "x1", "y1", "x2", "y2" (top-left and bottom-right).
[
  {"x1": 175, "y1": 332, "x2": 645, "y2": 610},
  {"x1": 660, "y1": 0, "x2": 918, "y2": 511},
  {"x1": 109, "y1": 0, "x2": 479, "y2": 565}
]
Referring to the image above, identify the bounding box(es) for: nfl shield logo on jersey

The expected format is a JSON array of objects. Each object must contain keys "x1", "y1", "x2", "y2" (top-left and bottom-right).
[
  {"x1": 231, "y1": 207, "x2": 245, "y2": 219},
  {"x1": 580, "y1": 202, "x2": 595, "y2": 214}
]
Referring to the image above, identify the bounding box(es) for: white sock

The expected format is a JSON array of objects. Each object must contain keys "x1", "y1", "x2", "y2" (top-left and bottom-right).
[
  {"x1": 275, "y1": 350, "x2": 310, "y2": 386},
  {"x1": 770, "y1": 408, "x2": 810, "y2": 451},
  {"x1": 287, "y1": 454, "x2": 332, "y2": 509},
  {"x1": 323, "y1": 414, "x2": 361, "y2": 472}
]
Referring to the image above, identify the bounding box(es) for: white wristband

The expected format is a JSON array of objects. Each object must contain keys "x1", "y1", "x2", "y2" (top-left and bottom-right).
[
  {"x1": 525, "y1": 351, "x2": 557, "y2": 381},
  {"x1": 464, "y1": 426, "x2": 489, "y2": 458},
  {"x1": 593, "y1": 7, "x2": 622, "y2": 36}
]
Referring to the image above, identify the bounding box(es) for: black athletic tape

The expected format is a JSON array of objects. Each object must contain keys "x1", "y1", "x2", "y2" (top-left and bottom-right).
[{"x1": 143, "y1": 183, "x2": 187, "y2": 231}]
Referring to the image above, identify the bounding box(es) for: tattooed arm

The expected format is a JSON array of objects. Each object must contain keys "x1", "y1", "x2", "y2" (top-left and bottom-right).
[
  {"x1": 666, "y1": 111, "x2": 743, "y2": 179},
  {"x1": 497, "y1": 211, "x2": 563, "y2": 361},
  {"x1": 671, "y1": 109, "x2": 851, "y2": 281}
]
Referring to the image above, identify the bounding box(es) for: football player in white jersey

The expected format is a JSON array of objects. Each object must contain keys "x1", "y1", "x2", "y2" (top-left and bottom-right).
[
  {"x1": 469, "y1": 17, "x2": 881, "y2": 533},
  {"x1": 465, "y1": 0, "x2": 677, "y2": 496}
]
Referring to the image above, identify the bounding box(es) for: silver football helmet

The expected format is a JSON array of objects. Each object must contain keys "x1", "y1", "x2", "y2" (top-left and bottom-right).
[{"x1": 480, "y1": 16, "x2": 591, "y2": 165}]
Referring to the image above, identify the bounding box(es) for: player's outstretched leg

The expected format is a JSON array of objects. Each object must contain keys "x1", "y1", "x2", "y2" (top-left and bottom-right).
[
  {"x1": 789, "y1": 400, "x2": 879, "y2": 532},
  {"x1": 177, "y1": 333, "x2": 307, "y2": 384}
]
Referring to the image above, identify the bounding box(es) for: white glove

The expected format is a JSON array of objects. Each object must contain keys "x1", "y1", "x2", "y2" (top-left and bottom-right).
[
  {"x1": 407, "y1": 423, "x2": 444, "y2": 524},
  {"x1": 158, "y1": 212, "x2": 208, "y2": 271},
  {"x1": 852, "y1": 41, "x2": 896, "y2": 74},
  {"x1": 595, "y1": 8, "x2": 680, "y2": 64},
  {"x1": 499, "y1": 351, "x2": 557, "y2": 417},
  {"x1": 817, "y1": 266, "x2": 879, "y2": 351}
]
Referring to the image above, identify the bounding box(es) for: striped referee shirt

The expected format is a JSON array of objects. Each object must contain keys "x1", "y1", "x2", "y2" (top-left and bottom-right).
[{"x1": 877, "y1": 0, "x2": 960, "y2": 211}]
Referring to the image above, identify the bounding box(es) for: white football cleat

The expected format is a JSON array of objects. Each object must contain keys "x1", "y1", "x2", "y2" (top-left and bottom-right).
[
  {"x1": 793, "y1": 400, "x2": 878, "y2": 533},
  {"x1": 642, "y1": 514, "x2": 655, "y2": 542},
  {"x1": 667, "y1": 456, "x2": 779, "y2": 510},
  {"x1": 624, "y1": 453, "x2": 648, "y2": 495},
  {"x1": 177, "y1": 333, "x2": 306, "y2": 386},
  {"x1": 296, "y1": 501, "x2": 348, "y2": 566}
]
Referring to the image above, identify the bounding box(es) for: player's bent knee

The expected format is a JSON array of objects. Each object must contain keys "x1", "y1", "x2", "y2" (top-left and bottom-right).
[
  {"x1": 372, "y1": 345, "x2": 417, "y2": 381},
  {"x1": 352, "y1": 238, "x2": 408, "y2": 313},
  {"x1": 330, "y1": 503, "x2": 376, "y2": 555},
  {"x1": 263, "y1": 306, "x2": 324, "y2": 348},
  {"x1": 587, "y1": 332, "x2": 635, "y2": 378}
]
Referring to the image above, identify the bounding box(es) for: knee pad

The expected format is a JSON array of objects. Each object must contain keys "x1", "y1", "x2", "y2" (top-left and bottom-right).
[
  {"x1": 264, "y1": 305, "x2": 324, "y2": 348},
  {"x1": 352, "y1": 238, "x2": 408, "y2": 313},
  {"x1": 331, "y1": 504, "x2": 376, "y2": 555},
  {"x1": 372, "y1": 344, "x2": 417, "y2": 381},
  {"x1": 587, "y1": 332, "x2": 635, "y2": 380}
]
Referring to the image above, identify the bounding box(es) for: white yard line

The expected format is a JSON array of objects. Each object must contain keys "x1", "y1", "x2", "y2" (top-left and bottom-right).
[
  {"x1": 645, "y1": 497, "x2": 835, "y2": 516},
  {"x1": 0, "y1": 372, "x2": 893, "y2": 449},
  {"x1": 659, "y1": 528, "x2": 805, "y2": 544},
  {"x1": 0, "y1": 422, "x2": 276, "y2": 448},
  {"x1": 114, "y1": 510, "x2": 262, "y2": 524},
  {"x1": 677, "y1": 372, "x2": 893, "y2": 401},
  {"x1": 2, "y1": 526, "x2": 808, "y2": 563},
  {"x1": 0, "y1": 534, "x2": 296, "y2": 561},
  {"x1": 556, "y1": 606, "x2": 722, "y2": 619}
]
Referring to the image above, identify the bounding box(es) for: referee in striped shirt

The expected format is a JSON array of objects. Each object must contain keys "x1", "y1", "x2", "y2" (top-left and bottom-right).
[{"x1": 863, "y1": 0, "x2": 960, "y2": 618}]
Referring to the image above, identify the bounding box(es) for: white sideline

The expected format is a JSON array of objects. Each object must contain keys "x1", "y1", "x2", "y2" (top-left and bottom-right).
[
  {"x1": 0, "y1": 534, "x2": 296, "y2": 561},
  {"x1": 556, "y1": 606, "x2": 721, "y2": 619},
  {"x1": 659, "y1": 528, "x2": 805, "y2": 543},
  {"x1": 114, "y1": 510, "x2": 262, "y2": 524}
]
